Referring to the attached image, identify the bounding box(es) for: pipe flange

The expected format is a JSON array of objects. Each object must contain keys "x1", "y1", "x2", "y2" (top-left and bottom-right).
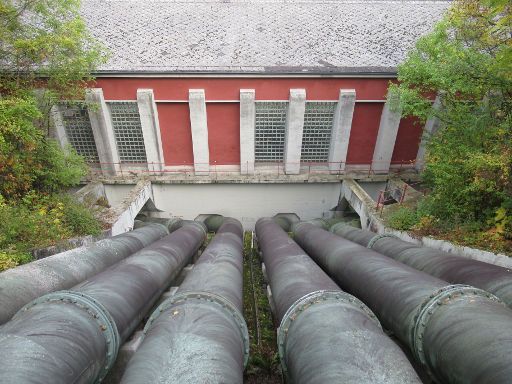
[
  {"x1": 329, "y1": 222, "x2": 350, "y2": 234},
  {"x1": 367, "y1": 233, "x2": 399, "y2": 249},
  {"x1": 144, "y1": 290, "x2": 250, "y2": 367},
  {"x1": 184, "y1": 220, "x2": 208, "y2": 239},
  {"x1": 17, "y1": 290, "x2": 120, "y2": 383},
  {"x1": 412, "y1": 284, "x2": 503, "y2": 378},
  {"x1": 277, "y1": 290, "x2": 381, "y2": 377}
]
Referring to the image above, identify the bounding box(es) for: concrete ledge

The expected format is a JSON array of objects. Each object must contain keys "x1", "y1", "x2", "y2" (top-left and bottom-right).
[
  {"x1": 102, "y1": 180, "x2": 155, "y2": 235},
  {"x1": 341, "y1": 178, "x2": 512, "y2": 268}
]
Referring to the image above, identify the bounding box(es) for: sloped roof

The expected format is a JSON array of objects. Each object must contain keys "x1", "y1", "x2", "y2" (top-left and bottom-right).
[{"x1": 81, "y1": 0, "x2": 451, "y2": 75}]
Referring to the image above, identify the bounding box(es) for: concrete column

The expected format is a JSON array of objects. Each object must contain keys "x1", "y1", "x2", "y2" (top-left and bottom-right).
[
  {"x1": 415, "y1": 95, "x2": 442, "y2": 171},
  {"x1": 137, "y1": 89, "x2": 165, "y2": 173},
  {"x1": 188, "y1": 89, "x2": 209, "y2": 176},
  {"x1": 85, "y1": 88, "x2": 120, "y2": 175},
  {"x1": 240, "y1": 89, "x2": 256, "y2": 175},
  {"x1": 50, "y1": 104, "x2": 69, "y2": 149},
  {"x1": 328, "y1": 89, "x2": 356, "y2": 174},
  {"x1": 284, "y1": 89, "x2": 306, "y2": 175},
  {"x1": 371, "y1": 94, "x2": 402, "y2": 174}
]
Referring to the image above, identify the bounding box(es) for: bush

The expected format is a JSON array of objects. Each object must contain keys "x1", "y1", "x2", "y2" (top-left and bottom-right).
[
  {"x1": 387, "y1": 206, "x2": 420, "y2": 230},
  {"x1": 0, "y1": 193, "x2": 102, "y2": 271}
]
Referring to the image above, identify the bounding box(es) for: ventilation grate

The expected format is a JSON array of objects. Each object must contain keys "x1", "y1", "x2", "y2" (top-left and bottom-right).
[
  {"x1": 61, "y1": 105, "x2": 99, "y2": 163},
  {"x1": 108, "y1": 102, "x2": 147, "y2": 164},
  {"x1": 301, "y1": 102, "x2": 336, "y2": 162},
  {"x1": 255, "y1": 101, "x2": 288, "y2": 162}
]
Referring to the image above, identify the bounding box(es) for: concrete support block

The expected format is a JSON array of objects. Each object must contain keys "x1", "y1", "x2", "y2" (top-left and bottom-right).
[
  {"x1": 284, "y1": 89, "x2": 306, "y2": 175},
  {"x1": 328, "y1": 89, "x2": 356, "y2": 174},
  {"x1": 188, "y1": 89, "x2": 209, "y2": 176},
  {"x1": 240, "y1": 89, "x2": 256, "y2": 175},
  {"x1": 50, "y1": 105, "x2": 69, "y2": 149},
  {"x1": 104, "y1": 331, "x2": 144, "y2": 384},
  {"x1": 137, "y1": 89, "x2": 165, "y2": 173},
  {"x1": 415, "y1": 95, "x2": 442, "y2": 171},
  {"x1": 86, "y1": 88, "x2": 120, "y2": 175},
  {"x1": 371, "y1": 95, "x2": 402, "y2": 174}
]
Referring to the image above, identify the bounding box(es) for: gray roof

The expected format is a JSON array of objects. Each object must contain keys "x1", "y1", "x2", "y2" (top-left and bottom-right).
[{"x1": 81, "y1": 0, "x2": 451, "y2": 74}]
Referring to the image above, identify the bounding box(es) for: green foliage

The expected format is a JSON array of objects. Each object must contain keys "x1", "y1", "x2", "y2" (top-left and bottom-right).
[
  {"x1": 0, "y1": 193, "x2": 102, "y2": 271},
  {"x1": 387, "y1": 206, "x2": 420, "y2": 230},
  {"x1": 391, "y1": 0, "x2": 512, "y2": 242},
  {"x1": 0, "y1": 1, "x2": 107, "y2": 270}
]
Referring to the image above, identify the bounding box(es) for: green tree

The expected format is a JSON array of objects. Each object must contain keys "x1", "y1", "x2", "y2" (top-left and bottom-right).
[
  {"x1": 0, "y1": 0, "x2": 106, "y2": 269},
  {"x1": 0, "y1": 0, "x2": 107, "y2": 198},
  {"x1": 391, "y1": 0, "x2": 512, "y2": 239}
]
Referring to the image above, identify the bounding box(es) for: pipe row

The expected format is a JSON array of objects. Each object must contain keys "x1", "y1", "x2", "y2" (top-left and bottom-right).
[
  {"x1": 331, "y1": 224, "x2": 512, "y2": 307},
  {"x1": 121, "y1": 218, "x2": 248, "y2": 384},
  {"x1": 294, "y1": 222, "x2": 512, "y2": 383},
  {"x1": 0, "y1": 223, "x2": 170, "y2": 325},
  {"x1": 256, "y1": 218, "x2": 421, "y2": 384},
  {"x1": 0, "y1": 222, "x2": 206, "y2": 384}
]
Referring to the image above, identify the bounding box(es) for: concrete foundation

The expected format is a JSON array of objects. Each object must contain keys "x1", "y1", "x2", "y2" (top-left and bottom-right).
[{"x1": 149, "y1": 182, "x2": 342, "y2": 229}]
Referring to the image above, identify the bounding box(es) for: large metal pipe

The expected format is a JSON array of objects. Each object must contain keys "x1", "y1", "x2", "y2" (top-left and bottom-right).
[
  {"x1": 255, "y1": 218, "x2": 421, "y2": 384},
  {"x1": 331, "y1": 224, "x2": 512, "y2": 307},
  {"x1": 0, "y1": 223, "x2": 169, "y2": 325},
  {"x1": 0, "y1": 222, "x2": 206, "y2": 384},
  {"x1": 121, "y1": 218, "x2": 248, "y2": 384},
  {"x1": 294, "y1": 222, "x2": 512, "y2": 384}
]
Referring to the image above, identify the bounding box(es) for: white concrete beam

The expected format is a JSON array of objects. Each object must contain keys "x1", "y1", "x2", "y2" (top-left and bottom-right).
[
  {"x1": 86, "y1": 88, "x2": 120, "y2": 175},
  {"x1": 284, "y1": 89, "x2": 306, "y2": 175},
  {"x1": 188, "y1": 89, "x2": 209, "y2": 176},
  {"x1": 50, "y1": 105, "x2": 69, "y2": 149},
  {"x1": 328, "y1": 89, "x2": 356, "y2": 174},
  {"x1": 240, "y1": 89, "x2": 256, "y2": 175},
  {"x1": 415, "y1": 95, "x2": 442, "y2": 171},
  {"x1": 371, "y1": 94, "x2": 402, "y2": 174},
  {"x1": 137, "y1": 89, "x2": 165, "y2": 173}
]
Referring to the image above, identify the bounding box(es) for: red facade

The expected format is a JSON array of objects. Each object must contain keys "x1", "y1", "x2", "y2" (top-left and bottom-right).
[{"x1": 94, "y1": 77, "x2": 421, "y2": 167}]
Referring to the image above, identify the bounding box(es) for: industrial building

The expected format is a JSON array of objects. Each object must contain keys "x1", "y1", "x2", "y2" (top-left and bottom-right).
[{"x1": 48, "y1": 0, "x2": 451, "y2": 227}]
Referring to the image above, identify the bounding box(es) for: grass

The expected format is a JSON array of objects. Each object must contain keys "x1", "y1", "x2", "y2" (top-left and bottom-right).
[{"x1": 243, "y1": 231, "x2": 282, "y2": 384}]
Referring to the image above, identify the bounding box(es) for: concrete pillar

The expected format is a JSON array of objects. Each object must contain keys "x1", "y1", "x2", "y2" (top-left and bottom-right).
[
  {"x1": 86, "y1": 88, "x2": 120, "y2": 175},
  {"x1": 137, "y1": 89, "x2": 165, "y2": 173},
  {"x1": 328, "y1": 89, "x2": 356, "y2": 174},
  {"x1": 415, "y1": 95, "x2": 442, "y2": 171},
  {"x1": 371, "y1": 94, "x2": 402, "y2": 174},
  {"x1": 50, "y1": 104, "x2": 69, "y2": 149},
  {"x1": 188, "y1": 89, "x2": 209, "y2": 176},
  {"x1": 284, "y1": 89, "x2": 306, "y2": 175},
  {"x1": 240, "y1": 89, "x2": 256, "y2": 175}
]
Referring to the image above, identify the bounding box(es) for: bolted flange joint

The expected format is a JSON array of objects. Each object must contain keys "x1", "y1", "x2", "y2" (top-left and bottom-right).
[
  {"x1": 411, "y1": 284, "x2": 504, "y2": 380},
  {"x1": 276, "y1": 290, "x2": 381, "y2": 378},
  {"x1": 367, "y1": 233, "x2": 399, "y2": 249},
  {"x1": 328, "y1": 222, "x2": 350, "y2": 234},
  {"x1": 17, "y1": 290, "x2": 120, "y2": 384},
  {"x1": 143, "y1": 290, "x2": 250, "y2": 367}
]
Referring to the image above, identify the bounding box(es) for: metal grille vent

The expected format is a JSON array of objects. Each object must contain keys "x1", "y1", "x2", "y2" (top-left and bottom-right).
[
  {"x1": 61, "y1": 105, "x2": 99, "y2": 163},
  {"x1": 108, "y1": 102, "x2": 147, "y2": 164},
  {"x1": 255, "y1": 102, "x2": 288, "y2": 162},
  {"x1": 301, "y1": 102, "x2": 336, "y2": 162}
]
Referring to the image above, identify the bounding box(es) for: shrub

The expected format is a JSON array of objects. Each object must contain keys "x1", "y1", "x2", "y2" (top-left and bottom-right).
[{"x1": 387, "y1": 206, "x2": 420, "y2": 230}]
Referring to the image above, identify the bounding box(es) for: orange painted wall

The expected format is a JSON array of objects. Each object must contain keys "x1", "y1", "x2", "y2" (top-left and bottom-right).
[
  {"x1": 93, "y1": 77, "x2": 421, "y2": 166},
  {"x1": 94, "y1": 77, "x2": 390, "y2": 101},
  {"x1": 346, "y1": 103, "x2": 384, "y2": 164},
  {"x1": 392, "y1": 116, "x2": 423, "y2": 164},
  {"x1": 207, "y1": 103, "x2": 240, "y2": 165},
  {"x1": 156, "y1": 103, "x2": 194, "y2": 166}
]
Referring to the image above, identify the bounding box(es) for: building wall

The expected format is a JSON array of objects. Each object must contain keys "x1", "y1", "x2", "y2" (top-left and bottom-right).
[
  {"x1": 149, "y1": 182, "x2": 342, "y2": 229},
  {"x1": 90, "y1": 77, "x2": 421, "y2": 168}
]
